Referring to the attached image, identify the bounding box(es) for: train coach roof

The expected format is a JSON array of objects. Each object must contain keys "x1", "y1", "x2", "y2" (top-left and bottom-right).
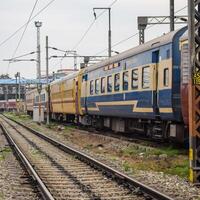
[
  {"x1": 85, "y1": 27, "x2": 187, "y2": 73},
  {"x1": 180, "y1": 30, "x2": 188, "y2": 41},
  {"x1": 49, "y1": 71, "x2": 79, "y2": 86},
  {"x1": 26, "y1": 85, "x2": 47, "y2": 95}
]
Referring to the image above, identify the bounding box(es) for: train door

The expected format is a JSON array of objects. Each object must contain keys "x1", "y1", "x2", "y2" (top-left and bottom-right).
[
  {"x1": 75, "y1": 78, "x2": 79, "y2": 115},
  {"x1": 152, "y1": 50, "x2": 160, "y2": 118},
  {"x1": 81, "y1": 73, "x2": 88, "y2": 114}
]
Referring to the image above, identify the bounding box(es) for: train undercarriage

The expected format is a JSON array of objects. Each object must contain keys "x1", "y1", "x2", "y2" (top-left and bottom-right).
[{"x1": 44, "y1": 111, "x2": 188, "y2": 145}]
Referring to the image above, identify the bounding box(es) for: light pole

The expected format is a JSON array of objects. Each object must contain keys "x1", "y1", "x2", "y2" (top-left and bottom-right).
[
  {"x1": 35, "y1": 21, "x2": 42, "y2": 79},
  {"x1": 35, "y1": 21, "x2": 42, "y2": 123},
  {"x1": 93, "y1": 7, "x2": 111, "y2": 57}
]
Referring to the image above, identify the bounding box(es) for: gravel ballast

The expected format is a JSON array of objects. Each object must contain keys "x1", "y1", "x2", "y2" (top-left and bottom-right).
[{"x1": 5, "y1": 114, "x2": 200, "y2": 200}]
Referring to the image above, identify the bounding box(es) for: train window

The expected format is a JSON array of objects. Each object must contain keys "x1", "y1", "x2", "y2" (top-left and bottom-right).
[
  {"x1": 41, "y1": 94, "x2": 45, "y2": 102},
  {"x1": 124, "y1": 62, "x2": 127, "y2": 70},
  {"x1": 95, "y1": 79, "x2": 100, "y2": 94},
  {"x1": 132, "y1": 69, "x2": 138, "y2": 89},
  {"x1": 166, "y1": 49, "x2": 170, "y2": 59},
  {"x1": 107, "y1": 75, "x2": 112, "y2": 92},
  {"x1": 82, "y1": 74, "x2": 88, "y2": 81},
  {"x1": 35, "y1": 95, "x2": 39, "y2": 103},
  {"x1": 123, "y1": 71, "x2": 129, "y2": 91},
  {"x1": 142, "y1": 67, "x2": 150, "y2": 89},
  {"x1": 90, "y1": 80, "x2": 94, "y2": 95},
  {"x1": 114, "y1": 73, "x2": 120, "y2": 91},
  {"x1": 101, "y1": 77, "x2": 105, "y2": 93},
  {"x1": 164, "y1": 68, "x2": 169, "y2": 87}
]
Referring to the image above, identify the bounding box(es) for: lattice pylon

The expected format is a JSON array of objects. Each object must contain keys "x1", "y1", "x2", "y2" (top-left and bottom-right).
[{"x1": 188, "y1": 0, "x2": 200, "y2": 184}]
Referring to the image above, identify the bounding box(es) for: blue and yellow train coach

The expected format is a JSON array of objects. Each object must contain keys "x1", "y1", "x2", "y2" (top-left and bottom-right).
[
  {"x1": 25, "y1": 27, "x2": 188, "y2": 143},
  {"x1": 80, "y1": 27, "x2": 187, "y2": 142}
]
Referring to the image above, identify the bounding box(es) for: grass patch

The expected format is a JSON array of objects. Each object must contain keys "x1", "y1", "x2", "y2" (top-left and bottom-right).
[
  {"x1": 4, "y1": 112, "x2": 31, "y2": 123},
  {"x1": 110, "y1": 156, "x2": 117, "y2": 161},
  {"x1": 30, "y1": 148, "x2": 46, "y2": 159},
  {"x1": 165, "y1": 159, "x2": 189, "y2": 178},
  {"x1": 84, "y1": 144, "x2": 94, "y2": 150},
  {"x1": 0, "y1": 192, "x2": 4, "y2": 200},
  {"x1": 121, "y1": 145, "x2": 184, "y2": 158},
  {"x1": 123, "y1": 161, "x2": 132, "y2": 172},
  {"x1": 45, "y1": 121, "x2": 75, "y2": 132},
  {"x1": 45, "y1": 122, "x2": 58, "y2": 129},
  {"x1": 120, "y1": 145, "x2": 189, "y2": 178},
  {"x1": 0, "y1": 147, "x2": 11, "y2": 160},
  {"x1": 121, "y1": 155, "x2": 189, "y2": 178},
  {"x1": 31, "y1": 149, "x2": 40, "y2": 155},
  {"x1": 64, "y1": 125, "x2": 75, "y2": 131}
]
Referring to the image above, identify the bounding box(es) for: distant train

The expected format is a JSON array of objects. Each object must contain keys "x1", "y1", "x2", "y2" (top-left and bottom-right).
[
  {"x1": 26, "y1": 27, "x2": 189, "y2": 143},
  {"x1": 0, "y1": 99, "x2": 16, "y2": 112}
]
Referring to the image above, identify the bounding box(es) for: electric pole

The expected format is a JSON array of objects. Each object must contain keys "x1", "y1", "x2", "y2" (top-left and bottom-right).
[
  {"x1": 46, "y1": 36, "x2": 50, "y2": 125},
  {"x1": 170, "y1": 0, "x2": 175, "y2": 31},
  {"x1": 15, "y1": 73, "x2": 17, "y2": 113},
  {"x1": 15, "y1": 72, "x2": 21, "y2": 114},
  {"x1": 18, "y1": 72, "x2": 21, "y2": 105},
  {"x1": 93, "y1": 7, "x2": 112, "y2": 57}
]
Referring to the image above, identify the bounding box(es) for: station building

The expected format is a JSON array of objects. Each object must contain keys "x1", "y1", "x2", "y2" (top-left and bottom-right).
[{"x1": 0, "y1": 79, "x2": 26, "y2": 112}]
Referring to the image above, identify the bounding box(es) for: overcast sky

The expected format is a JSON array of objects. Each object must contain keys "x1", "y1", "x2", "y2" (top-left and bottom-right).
[{"x1": 0, "y1": 0, "x2": 187, "y2": 79}]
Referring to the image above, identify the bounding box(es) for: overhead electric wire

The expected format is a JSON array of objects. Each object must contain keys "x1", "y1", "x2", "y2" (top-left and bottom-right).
[
  {"x1": 10, "y1": 51, "x2": 37, "y2": 60},
  {"x1": 71, "y1": 0, "x2": 118, "y2": 51},
  {"x1": 11, "y1": 0, "x2": 39, "y2": 58},
  {"x1": 7, "y1": 0, "x2": 39, "y2": 74},
  {"x1": 93, "y1": 5, "x2": 188, "y2": 56},
  {"x1": 175, "y1": 5, "x2": 187, "y2": 13},
  {"x1": 57, "y1": 0, "x2": 118, "y2": 68},
  {"x1": 0, "y1": 0, "x2": 56, "y2": 48}
]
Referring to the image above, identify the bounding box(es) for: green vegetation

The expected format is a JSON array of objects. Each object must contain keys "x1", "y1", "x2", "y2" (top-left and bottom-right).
[
  {"x1": 165, "y1": 159, "x2": 189, "y2": 178},
  {"x1": 121, "y1": 145, "x2": 185, "y2": 158},
  {"x1": 0, "y1": 147, "x2": 11, "y2": 161},
  {"x1": 84, "y1": 144, "x2": 94, "y2": 150},
  {"x1": 4, "y1": 112, "x2": 76, "y2": 132},
  {"x1": 120, "y1": 145, "x2": 188, "y2": 178},
  {"x1": 45, "y1": 122, "x2": 58, "y2": 129},
  {"x1": 0, "y1": 192, "x2": 4, "y2": 200},
  {"x1": 123, "y1": 161, "x2": 132, "y2": 172},
  {"x1": 3, "y1": 112, "x2": 189, "y2": 179},
  {"x1": 4, "y1": 112, "x2": 31, "y2": 122}
]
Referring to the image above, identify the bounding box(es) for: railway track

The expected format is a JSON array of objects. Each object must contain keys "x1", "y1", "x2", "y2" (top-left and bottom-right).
[
  {"x1": 0, "y1": 114, "x2": 174, "y2": 200},
  {"x1": 0, "y1": 128, "x2": 42, "y2": 200}
]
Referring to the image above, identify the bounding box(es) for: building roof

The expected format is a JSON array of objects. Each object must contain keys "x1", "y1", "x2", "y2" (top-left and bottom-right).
[{"x1": 0, "y1": 79, "x2": 49, "y2": 85}]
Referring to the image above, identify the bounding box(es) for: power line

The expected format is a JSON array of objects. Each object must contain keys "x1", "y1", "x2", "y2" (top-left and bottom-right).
[
  {"x1": 11, "y1": 0, "x2": 39, "y2": 59},
  {"x1": 93, "y1": 5, "x2": 187, "y2": 56},
  {"x1": 175, "y1": 5, "x2": 187, "y2": 13},
  {"x1": 7, "y1": 0, "x2": 39, "y2": 74},
  {"x1": 57, "y1": 0, "x2": 118, "y2": 68},
  {"x1": 0, "y1": 0, "x2": 56, "y2": 49},
  {"x1": 72, "y1": 0, "x2": 118, "y2": 51},
  {"x1": 9, "y1": 51, "x2": 37, "y2": 60}
]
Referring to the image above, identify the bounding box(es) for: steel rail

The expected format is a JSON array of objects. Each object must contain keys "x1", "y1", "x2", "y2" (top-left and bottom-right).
[
  {"x1": 0, "y1": 121, "x2": 55, "y2": 200},
  {"x1": 2, "y1": 114, "x2": 174, "y2": 200}
]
